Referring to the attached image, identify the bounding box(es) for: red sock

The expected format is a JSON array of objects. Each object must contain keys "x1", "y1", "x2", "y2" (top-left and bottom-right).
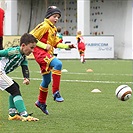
[
  {"x1": 52, "y1": 70, "x2": 61, "y2": 94},
  {"x1": 38, "y1": 86, "x2": 48, "y2": 104}
]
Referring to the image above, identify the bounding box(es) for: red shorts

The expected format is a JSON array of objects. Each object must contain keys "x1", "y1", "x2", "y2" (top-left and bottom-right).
[
  {"x1": 33, "y1": 47, "x2": 55, "y2": 74},
  {"x1": 78, "y1": 45, "x2": 85, "y2": 51}
]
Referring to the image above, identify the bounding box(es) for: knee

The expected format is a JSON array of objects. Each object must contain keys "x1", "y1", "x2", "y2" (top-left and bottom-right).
[
  {"x1": 6, "y1": 81, "x2": 21, "y2": 97},
  {"x1": 55, "y1": 60, "x2": 62, "y2": 70},
  {"x1": 41, "y1": 78, "x2": 51, "y2": 88},
  {"x1": 45, "y1": 78, "x2": 51, "y2": 85}
]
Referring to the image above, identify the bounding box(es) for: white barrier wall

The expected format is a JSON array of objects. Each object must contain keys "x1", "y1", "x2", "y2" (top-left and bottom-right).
[
  {"x1": 3, "y1": 35, "x2": 114, "y2": 59},
  {"x1": 57, "y1": 36, "x2": 114, "y2": 59}
]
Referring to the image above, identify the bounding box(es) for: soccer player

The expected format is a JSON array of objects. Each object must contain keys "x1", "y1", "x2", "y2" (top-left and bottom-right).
[
  {"x1": 0, "y1": 33, "x2": 39, "y2": 121},
  {"x1": 76, "y1": 31, "x2": 86, "y2": 63},
  {"x1": 30, "y1": 6, "x2": 76, "y2": 115},
  {"x1": 57, "y1": 26, "x2": 63, "y2": 42},
  {"x1": 53, "y1": 26, "x2": 63, "y2": 56}
]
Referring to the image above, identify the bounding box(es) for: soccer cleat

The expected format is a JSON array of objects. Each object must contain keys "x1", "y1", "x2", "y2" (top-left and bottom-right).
[
  {"x1": 35, "y1": 100, "x2": 49, "y2": 115},
  {"x1": 53, "y1": 91, "x2": 64, "y2": 102},
  {"x1": 8, "y1": 114, "x2": 21, "y2": 120},
  {"x1": 21, "y1": 116, "x2": 39, "y2": 122}
]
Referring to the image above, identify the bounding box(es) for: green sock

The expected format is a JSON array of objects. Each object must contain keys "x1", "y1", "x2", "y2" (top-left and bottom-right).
[
  {"x1": 13, "y1": 95, "x2": 27, "y2": 113},
  {"x1": 9, "y1": 95, "x2": 16, "y2": 108},
  {"x1": 8, "y1": 95, "x2": 17, "y2": 116}
]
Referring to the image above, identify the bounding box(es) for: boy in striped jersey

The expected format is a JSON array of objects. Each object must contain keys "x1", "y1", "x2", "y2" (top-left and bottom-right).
[{"x1": 0, "y1": 33, "x2": 39, "y2": 121}]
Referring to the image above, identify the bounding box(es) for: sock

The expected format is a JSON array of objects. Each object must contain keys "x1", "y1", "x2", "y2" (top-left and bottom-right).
[
  {"x1": 8, "y1": 95, "x2": 16, "y2": 109},
  {"x1": 80, "y1": 53, "x2": 85, "y2": 62},
  {"x1": 8, "y1": 95, "x2": 17, "y2": 116},
  {"x1": 52, "y1": 70, "x2": 61, "y2": 94},
  {"x1": 13, "y1": 95, "x2": 27, "y2": 114},
  {"x1": 9, "y1": 108, "x2": 17, "y2": 116},
  {"x1": 81, "y1": 56, "x2": 83, "y2": 62},
  {"x1": 82, "y1": 54, "x2": 85, "y2": 61},
  {"x1": 38, "y1": 86, "x2": 48, "y2": 104}
]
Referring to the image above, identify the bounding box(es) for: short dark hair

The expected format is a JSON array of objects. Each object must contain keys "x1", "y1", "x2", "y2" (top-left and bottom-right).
[{"x1": 20, "y1": 33, "x2": 37, "y2": 46}]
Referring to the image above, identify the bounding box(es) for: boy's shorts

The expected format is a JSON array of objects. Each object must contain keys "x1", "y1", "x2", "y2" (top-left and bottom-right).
[{"x1": 0, "y1": 71, "x2": 14, "y2": 90}]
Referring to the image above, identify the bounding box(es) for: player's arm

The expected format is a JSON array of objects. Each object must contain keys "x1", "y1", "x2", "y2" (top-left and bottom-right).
[
  {"x1": 55, "y1": 36, "x2": 76, "y2": 49},
  {"x1": 21, "y1": 65, "x2": 30, "y2": 85},
  {"x1": 30, "y1": 25, "x2": 51, "y2": 50},
  {"x1": 30, "y1": 23, "x2": 46, "y2": 40},
  {"x1": 36, "y1": 40, "x2": 51, "y2": 51},
  {"x1": 56, "y1": 43, "x2": 76, "y2": 49},
  {"x1": 0, "y1": 49, "x2": 10, "y2": 57},
  {"x1": 21, "y1": 58, "x2": 30, "y2": 85},
  {"x1": 21, "y1": 65, "x2": 29, "y2": 79},
  {"x1": 77, "y1": 37, "x2": 80, "y2": 43}
]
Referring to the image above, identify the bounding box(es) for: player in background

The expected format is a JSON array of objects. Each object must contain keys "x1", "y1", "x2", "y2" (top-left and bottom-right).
[
  {"x1": 0, "y1": 8, "x2": 5, "y2": 50},
  {"x1": 30, "y1": 6, "x2": 76, "y2": 115},
  {"x1": 0, "y1": 33, "x2": 39, "y2": 121},
  {"x1": 57, "y1": 26, "x2": 63, "y2": 42},
  {"x1": 76, "y1": 31, "x2": 86, "y2": 63},
  {"x1": 53, "y1": 26, "x2": 63, "y2": 56}
]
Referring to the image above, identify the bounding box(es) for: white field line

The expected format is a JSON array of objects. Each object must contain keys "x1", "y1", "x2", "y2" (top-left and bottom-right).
[
  {"x1": 13, "y1": 71, "x2": 132, "y2": 76},
  {"x1": 11, "y1": 77, "x2": 132, "y2": 84},
  {"x1": 62, "y1": 72, "x2": 132, "y2": 76},
  {"x1": 11, "y1": 71, "x2": 132, "y2": 84}
]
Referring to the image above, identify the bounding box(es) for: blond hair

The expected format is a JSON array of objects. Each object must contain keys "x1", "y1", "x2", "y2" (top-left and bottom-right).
[{"x1": 77, "y1": 31, "x2": 82, "y2": 35}]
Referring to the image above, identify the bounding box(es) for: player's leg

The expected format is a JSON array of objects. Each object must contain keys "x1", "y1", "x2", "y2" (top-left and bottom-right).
[
  {"x1": 0, "y1": 72, "x2": 39, "y2": 121},
  {"x1": 6, "y1": 81, "x2": 39, "y2": 121},
  {"x1": 7, "y1": 82, "x2": 27, "y2": 113},
  {"x1": 0, "y1": 72, "x2": 20, "y2": 120},
  {"x1": 80, "y1": 50, "x2": 85, "y2": 63},
  {"x1": 50, "y1": 58, "x2": 64, "y2": 102},
  {"x1": 35, "y1": 73, "x2": 51, "y2": 115},
  {"x1": 8, "y1": 95, "x2": 19, "y2": 119},
  {"x1": 33, "y1": 53, "x2": 53, "y2": 114}
]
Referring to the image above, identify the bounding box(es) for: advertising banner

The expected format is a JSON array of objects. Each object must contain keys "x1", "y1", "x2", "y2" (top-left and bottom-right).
[
  {"x1": 3, "y1": 35, "x2": 114, "y2": 59},
  {"x1": 58, "y1": 36, "x2": 114, "y2": 59}
]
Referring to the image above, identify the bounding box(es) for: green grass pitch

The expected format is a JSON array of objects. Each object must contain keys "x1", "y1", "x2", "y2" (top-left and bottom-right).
[{"x1": 0, "y1": 59, "x2": 133, "y2": 133}]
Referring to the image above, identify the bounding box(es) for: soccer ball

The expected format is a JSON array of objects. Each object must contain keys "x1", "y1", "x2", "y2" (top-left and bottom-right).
[{"x1": 115, "y1": 85, "x2": 132, "y2": 101}]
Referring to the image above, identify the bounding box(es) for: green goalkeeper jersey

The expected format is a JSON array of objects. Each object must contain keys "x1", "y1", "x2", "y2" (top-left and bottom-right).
[{"x1": 0, "y1": 46, "x2": 28, "y2": 74}]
